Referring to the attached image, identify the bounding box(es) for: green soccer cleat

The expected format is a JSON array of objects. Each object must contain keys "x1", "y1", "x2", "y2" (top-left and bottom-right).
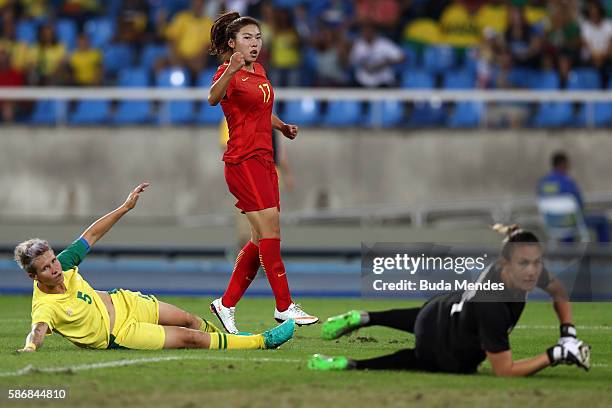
[
  {"x1": 262, "y1": 319, "x2": 295, "y2": 349},
  {"x1": 308, "y1": 354, "x2": 350, "y2": 371},
  {"x1": 321, "y1": 310, "x2": 364, "y2": 340}
]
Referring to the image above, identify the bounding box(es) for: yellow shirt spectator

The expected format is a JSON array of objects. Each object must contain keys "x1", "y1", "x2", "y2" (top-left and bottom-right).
[
  {"x1": 476, "y1": 3, "x2": 509, "y2": 35},
  {"x1": 33, "y1": 44, "x2": 67, "y2": 77},
  {"x1": 525, "y1": 5, "x2": 548, "y2": 26},
  {"x1": 165, "y1": 11, "x2": 213, "y2": 59},
  {"x1": 0, "y1": 39, "x2": 35, "y2": 71},
  {"x1": 440, "y1": 2, "x2": 480, "y2": 47},
  {"x1": 271, "y1": 30, "x2": 301, "y2": 68},
  {"x1": 70, "y1": 48, "x2": 102, "y2": 85}
]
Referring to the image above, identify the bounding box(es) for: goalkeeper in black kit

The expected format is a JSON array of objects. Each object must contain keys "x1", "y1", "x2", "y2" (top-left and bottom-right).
[{"x1": 309, "y1": 225, "x2": 591, "y2": 376}]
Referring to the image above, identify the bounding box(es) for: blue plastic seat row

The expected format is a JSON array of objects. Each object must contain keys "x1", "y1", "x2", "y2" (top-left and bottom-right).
[{"x1": 31, "y1": 68, "x2": 223, "y2": 125}]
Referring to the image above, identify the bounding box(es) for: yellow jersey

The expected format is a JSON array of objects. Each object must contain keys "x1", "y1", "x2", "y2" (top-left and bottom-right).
[{"x1": 31, "y1": 238, "x2": 111, "y2": 349}]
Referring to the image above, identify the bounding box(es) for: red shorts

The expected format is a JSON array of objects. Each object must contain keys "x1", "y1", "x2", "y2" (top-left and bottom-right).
[{"x1": 224, "y1": 156, "x2": 280, "y2": 213}]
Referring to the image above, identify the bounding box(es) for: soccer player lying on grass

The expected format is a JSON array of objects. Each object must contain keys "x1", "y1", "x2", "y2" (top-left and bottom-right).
[
  {"x1": 14, "y1": 182, "x2": 294, "y2": 353},
  {"x1": 309, "y1": 224, "x2": 591, "y2": 376}
]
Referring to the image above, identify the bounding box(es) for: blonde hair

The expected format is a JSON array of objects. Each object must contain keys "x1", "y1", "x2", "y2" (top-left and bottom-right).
[{"x1": 14, "y1": 238, "x2": 51, "y2": 275}]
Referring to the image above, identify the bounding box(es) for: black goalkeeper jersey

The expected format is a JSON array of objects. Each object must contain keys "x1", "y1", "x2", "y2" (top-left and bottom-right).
[{"x1": 414, "y1": 262, "x2": 552, "y2": 373}]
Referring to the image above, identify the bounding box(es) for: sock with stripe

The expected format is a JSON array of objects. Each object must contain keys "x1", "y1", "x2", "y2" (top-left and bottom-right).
[
  {"x1": 221, "y1": 241, "x2": 260, "y2": 308},
  {"x1": 208, "y1": 332, "x2": 265, "y2": 350},
  {"x1": 258, "y1": 238, "x2": 292, "y2": 312},
  {"x1": 198, "y1": 318, "x2": 221, "y2": 333}
]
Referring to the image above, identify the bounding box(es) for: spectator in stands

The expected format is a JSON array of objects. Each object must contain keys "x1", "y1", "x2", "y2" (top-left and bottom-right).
[
  {"x1": 545, "y1": 0, "x2": 581, "y2": 87},
  {"x1": 0, "y1": 48, "x2": 24, "y2": 121},
  {"x1": 269, "y1": 8, "x2": 302, "y2": 87},
  {"x1": 537, "y1": 151, "x2": 610, "y2": 243},
  {"x1": 504, "y1": 5, "x2": 544, "y2": 68},
  {"x1": 312, "y1": 22, "x2": 350, "y2": 87},
  {"x1": 0, "y1": 8, "x2": 32, "y2": 76},
  {"x1": 311, "y1": 0, "x2": 355, "y2": 29},
  {"x1": 439, "y1": 0, "x2": 480, "y2": 47},
  {"x1": 354, "y1": 0, "x2": 402, "y2": 38},
  {"x1": 475, "y1": 0, "x2": 509, "y2": 36},
  {"x1": 59, "y1": 0, "x2": 101, "y2": 31},
  {"x1": 158, "y1": 0, "x2": 213, "y2": 76},
  {"x1": 117, "y1": 0, "x2": 151, "y2": 48},
  {"x1": 579, "y1": 0, "x2": 612, "y2": 75},
  {"x1": 349, "y1": 23, "x2": 404, "y2": 88},
  {"x1": 32, "y1": 24, "x2": 67, "y2": 85},
  {"x1": 523, "y1": 0, "x2": 549, "y2": 27},
  {"x1": 69, "y1": 33, "x2": 102, "y2": 86},
  {"x1": 486, "y1": 49, "x2": 530, "y2": 128}
]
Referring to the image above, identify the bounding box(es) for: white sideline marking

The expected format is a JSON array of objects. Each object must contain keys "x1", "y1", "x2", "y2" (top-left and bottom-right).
[
  {"x1": 515, "y1": 325, "x2": 612, "y2": 330},
  {"x1": 0, "y1": 355, "x2": 302, "y2": 378}
]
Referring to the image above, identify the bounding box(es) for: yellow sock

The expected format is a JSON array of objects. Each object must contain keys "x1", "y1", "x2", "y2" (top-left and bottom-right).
[
  {"x1": 198, "y1": 318, "x2": 221, "y2": 333},
  {"x1": 208, "y1": 332, "x2": 265, "y2": 350}
]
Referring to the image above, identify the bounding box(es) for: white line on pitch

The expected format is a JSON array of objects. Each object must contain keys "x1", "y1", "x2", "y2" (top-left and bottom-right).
[
  {"x1": 0, "y1": 355, "x2": 302, "y2": 378},
  {"x1": 515, "y1": 325, "x2": 612, "y2": 330}
]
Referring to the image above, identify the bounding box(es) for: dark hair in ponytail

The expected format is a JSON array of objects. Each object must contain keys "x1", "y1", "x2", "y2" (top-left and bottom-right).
[
  {"x1": 210, "y1": 11, "x2": 261, "y2": 57},
  {"x1": 492, "y1": 224, "x2": 540, "y2": 260}
]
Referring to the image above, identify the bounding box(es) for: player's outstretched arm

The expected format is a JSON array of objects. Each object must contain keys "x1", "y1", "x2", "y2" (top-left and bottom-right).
[
  {"x1": 80, "y1": 182, "x2": 149, "y2": 247},
  {"x1": 486, "y1": 350, "x2": 550, "y2": 377},
  {"x1": 208, "y1": 52, "x2": 244, "y2": 105},
  {"x1": 16, "y1": 322, "x2": 48, "y2": 353}
]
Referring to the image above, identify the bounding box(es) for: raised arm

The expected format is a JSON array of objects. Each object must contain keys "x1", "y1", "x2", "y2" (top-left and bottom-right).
[
  {"x1": 208, "y1": 52, "x2": 244, "y2": 106},
  {"x1": 80, "y1": 183, "x2": 149, "y2": 247},
  {"x1": 17, "y1": 322, "x2": 48, "y2": 353}
]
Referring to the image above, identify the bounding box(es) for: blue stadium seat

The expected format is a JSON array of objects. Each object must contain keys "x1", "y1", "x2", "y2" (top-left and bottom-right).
[
  {"x1": 140, "y1": 44, "x2": 169, "y2": 71},
  {"x1": 322, "y1": 101, "x2": 362, "y2": 127},
  {"x1": 196, "y1": 102, "x2": 224, "y2": 125},
  {"x1": 531, "y1": 70, "x2": 560, "y2": 90},
  {"x1": 56, "y1": 19, "x2": 77, "y2": 50},
  {"x1": 507, "y1": 67, "x2": 538, "y2": 88},
  {"x1": 197, "y1": 68, "x2": 219, "y2": 87},
  {"x1": 447, "y1": 102, "x2": 484, "y2": 128},
  {"x1": 30, "y1": 100, "x2": 67, "y2": 125},
  {"x1": 70, "y1": 100, "x2": 112, "y2": 125},
  {"x1": 103, "y1": 44, "x2": 135, "y2": 75},
  {"x1": 568, "y1": 68, "x2": 601, "y2": 90},
  {"x1": 530, "y1": 70, "x2": 567, "y2": 127},
  {"x1": 157, "y1": 68, "x2": 194, "y2": 125},
  {"x1": 400, "y1": 45, "x2": 419, "y2": 69},
  {"x1": 16, "y1": 20, "x2": 37, "y2": 44},
  {"x1": 401, "y1": 69, "x2": 434, "y2": 89},
  {"x1": 113, "y1": 68, "x2": 153, "y2": 124},
  {"x1": 282, "y1": 99, "x2": 321, "y2": 127},
  {"x1": 401, "y1": 69, "x2": 443, "y2": 126},
  {"x1": 568, "y1": 68, "x2": 602, "y2": 127},
  {"x1": 423, "y1": 45, "x2": 455, "y2": 74},
  {"x1": 364, "y1": 101, "x2": 404, "y2": 128},
  {"x1": 532, "y1": 102, "x2": 574, "y2": 128},
  {"x1": 84, "y1": 18, "x2": 115, "y2": 48},
  {"x1": 442, "y1": 70, "x2": 476, "y2": 89},
  {"x1": 408, "y1": 101, "x2": 446, "y2": 127}
]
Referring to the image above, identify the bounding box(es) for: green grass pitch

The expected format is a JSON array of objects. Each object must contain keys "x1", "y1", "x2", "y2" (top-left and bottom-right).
[{"x1": 1, "y1": 296, "x2": 611, "y2": 407}]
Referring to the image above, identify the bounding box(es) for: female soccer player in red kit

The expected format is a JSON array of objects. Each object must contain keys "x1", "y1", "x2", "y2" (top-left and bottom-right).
[{"x1": 207, "y1": 11, "x2": 318, "y2": 333}]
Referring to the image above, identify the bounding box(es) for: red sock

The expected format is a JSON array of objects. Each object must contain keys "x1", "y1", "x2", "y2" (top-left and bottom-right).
[
  {"x1": 258, "y1": 238, "x2": 292, "y2": 311},
  {"x1": 221, "y1": 241, "x2": 260, "y2": 308}
]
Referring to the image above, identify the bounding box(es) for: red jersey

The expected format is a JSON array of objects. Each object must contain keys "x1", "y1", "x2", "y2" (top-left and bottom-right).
[{"x1": 213, "y1": 62, "x2": 275, "y2": 163}]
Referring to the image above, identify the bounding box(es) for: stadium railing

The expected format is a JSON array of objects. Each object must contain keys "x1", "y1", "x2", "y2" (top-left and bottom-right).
[{"x1": 0, "y1": 87, "x2": 611, "y2": 127}]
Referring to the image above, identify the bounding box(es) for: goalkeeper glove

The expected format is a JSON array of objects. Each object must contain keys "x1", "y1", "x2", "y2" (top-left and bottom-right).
[{"x1": 547, "y1": 338, "x2": 591, "y2": 371}]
